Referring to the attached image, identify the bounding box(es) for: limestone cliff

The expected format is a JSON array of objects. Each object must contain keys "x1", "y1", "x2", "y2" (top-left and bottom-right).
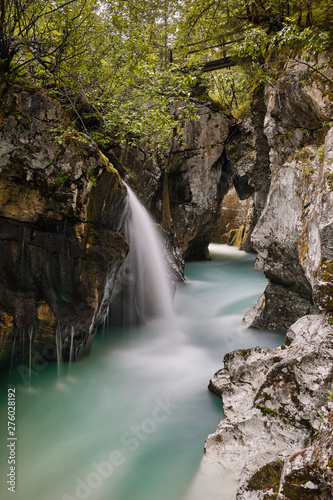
[
  {"x1": 245, "y1": 56, "x2": 333, "y2": 330},
  {"x1": 0, "y1": 86, "x2": 128, "y2": 370},
  {"x1": 205, "y1": 55, "x2": 333, "y2": 498},
  {"x1": 226, "y1": 85, "x2": 271, "y2": 252}
]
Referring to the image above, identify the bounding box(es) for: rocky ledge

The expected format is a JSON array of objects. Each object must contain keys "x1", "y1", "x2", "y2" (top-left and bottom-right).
[
  {"x1": 207, "y1": 314, "x2": 333, "y2": 498},
  {"x1": 245, "y1": 56, "x2": 333, "y2": 331}
]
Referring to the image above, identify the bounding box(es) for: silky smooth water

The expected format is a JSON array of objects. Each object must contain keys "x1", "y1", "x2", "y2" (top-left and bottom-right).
[
  {"x1": 0, "y1": 246, "x2": 285, "y2": 500},
  {"x1": 124, "y1": 184, "x2": 174, "y2": 322}
]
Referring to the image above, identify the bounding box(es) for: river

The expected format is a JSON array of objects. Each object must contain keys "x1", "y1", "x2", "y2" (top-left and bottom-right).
[{"x1": 0, "y1": 245, "x2": 285, "y2": 500}]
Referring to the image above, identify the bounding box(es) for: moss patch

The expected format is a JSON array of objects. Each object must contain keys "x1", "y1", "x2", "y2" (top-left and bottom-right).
[
  {"x1": 247, "y1": 460, "x2": 283, "y2": 497},
  {"x1": 320, "y1": 261, "x2": 333, "y2": 282}
]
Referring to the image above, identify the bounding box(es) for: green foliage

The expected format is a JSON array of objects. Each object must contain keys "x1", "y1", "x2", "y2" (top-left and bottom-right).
[
  {"x1": 176, "y1": 0, "x2": 333, "y2": 115},
  {"x1": 89, "y1": 170, "x2": 97, "y2": 187},
  {"x1": 316, "y1": 145, "x2": 325, "y2": 162},
  {"x1": 1, "y1": 0, "x2": 332, "y2": 142},
  {"x1": 56, "y1": 172, "x2": 69, "y2": 185},
  {"x1": 1, "y1": 0, "x2": 199, "y2": 152},
  {"x1": 261, "y1": 405, "x2": 277, "y2": 416},
  {"x1": 328, "y1": 383, "x2": 333, "y2": 400},
  {"x1": 50, "y1": 127, "x2": 90, "y2": 146},
  {"x1": 304, "y1": 165, "x2": 315, "y2": 177},
  {"x1": 208, "y1": 68, "x2": 252, "y2": 116}
]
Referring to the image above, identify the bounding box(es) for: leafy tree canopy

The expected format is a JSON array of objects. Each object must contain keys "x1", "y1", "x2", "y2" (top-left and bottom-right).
[
  {"x1": 0, "y1": 0, "x2": 198, "y2": 151},
  {"x1": 176, "y1": 0, "x2": 332, "y2": 115},
  {"x1": 0, "y1": 0, "x2": 332, "y2": 146}
]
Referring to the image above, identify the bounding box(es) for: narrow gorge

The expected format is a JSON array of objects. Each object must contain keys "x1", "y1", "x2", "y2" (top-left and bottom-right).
[{"x1": 0, "y1": 2, "x2": 333, "y2": 499}]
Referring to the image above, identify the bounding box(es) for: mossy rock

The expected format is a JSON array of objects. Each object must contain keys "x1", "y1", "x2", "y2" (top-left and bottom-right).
[
  {"x1": 320, "y1": 261, "x2": 333, "y2": 282},
  {"x1": 247, "y1": 460, "x2": 283, "y2": 497}
]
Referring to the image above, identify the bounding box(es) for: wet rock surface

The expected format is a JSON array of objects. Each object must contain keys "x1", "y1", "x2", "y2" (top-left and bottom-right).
[{"x1": 0, "y1": 87, "x2": 128, "y2": 370}]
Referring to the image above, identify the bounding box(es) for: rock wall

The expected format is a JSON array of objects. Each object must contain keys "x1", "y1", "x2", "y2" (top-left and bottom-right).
[
  {"x1": 204, "y1": 55, "x2": 333, "y2": 498},
  {"x1": 226, "y1": 85, "x2": 272, "y2": 252},
  {"x1": 111, "y1": 97, "x2": 232, "y2": 268},
  {"x1": 167, "y1": 98, "x2": 231, "y2": 261},
  {"x1": 211, "y1": 186, "x2": 253, "y2": 246},
  {"x1": 207, "y1": 315, "x2": 333, "y2": 499},
  {"x1": 0, "y1": 86, "x2": 128, "y2": 370},
  {"x1": 245, "y1": 57, "x2": 333, "y2": 330}
]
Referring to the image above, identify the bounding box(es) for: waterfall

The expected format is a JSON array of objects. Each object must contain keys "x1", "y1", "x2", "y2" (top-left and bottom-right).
[{"x1": 124, "y1": 184, "x2": 174, "y2": 322}]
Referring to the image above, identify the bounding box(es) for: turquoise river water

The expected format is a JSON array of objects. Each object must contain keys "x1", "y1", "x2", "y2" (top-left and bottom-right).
[{"x1": 0, "y1": 245, "x2": 285, "y2": 500}]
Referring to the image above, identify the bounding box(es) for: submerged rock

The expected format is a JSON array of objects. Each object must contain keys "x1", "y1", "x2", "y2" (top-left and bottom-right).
[{"x1": 0, "y1": 86, "x2": 128, "y2": 370}]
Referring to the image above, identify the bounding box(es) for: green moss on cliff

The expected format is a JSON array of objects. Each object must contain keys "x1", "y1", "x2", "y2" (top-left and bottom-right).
[
  {"x1": 247, "y1": 460, "x2": 283, "y2": 497},
  {"x1": 321, "y1": 261, "x2": 333, "y2": 282}
]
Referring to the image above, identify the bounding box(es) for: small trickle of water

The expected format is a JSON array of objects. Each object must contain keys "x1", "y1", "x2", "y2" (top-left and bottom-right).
[
  {"x1": 124, "y1": 184, "x2": 174, "y2": 322},
  {"x1": 20, "y1": 226, "x2": 27, "y2": 261},
  {"x1": 56, "y1": 325, "x2": 62, "y2": 380},
  {"x1": 69, "y1": 326, "x2": 75, "y2": 372},
  {"x1": 28, "y1": 324, "x2": 34, "y2": 388}
]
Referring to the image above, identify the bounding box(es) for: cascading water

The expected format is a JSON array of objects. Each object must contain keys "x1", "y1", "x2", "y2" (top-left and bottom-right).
[
  {"x1": 124, "y1": 184, "x2": 174, "y2": 322},
  {"x1": 69, "y1": 326, "x2": 75, "y2": 372}
]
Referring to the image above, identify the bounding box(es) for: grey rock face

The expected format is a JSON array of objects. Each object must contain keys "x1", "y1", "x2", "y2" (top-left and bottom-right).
[
  {"x1": 205, "y1": 315, "x2": 333, "y2": 498},
  {"x1": 112, "y1": 98, "x2": 231, "y2": 266},
  {"x1": 212, "y1": 186, "x2": 253, "y2": 246},
  {"x1": 168, "y1": 98, "x2": 231, "y2": 261},
  {"x1": 226, "y1": 85, "x2": 271, "y2": 252},
  {"x1": 242, "y1": 283, "x2": 319, "y2": 331},
  {"x1": 246, "y1": 58, "x2": 333, "y2": 330}
]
